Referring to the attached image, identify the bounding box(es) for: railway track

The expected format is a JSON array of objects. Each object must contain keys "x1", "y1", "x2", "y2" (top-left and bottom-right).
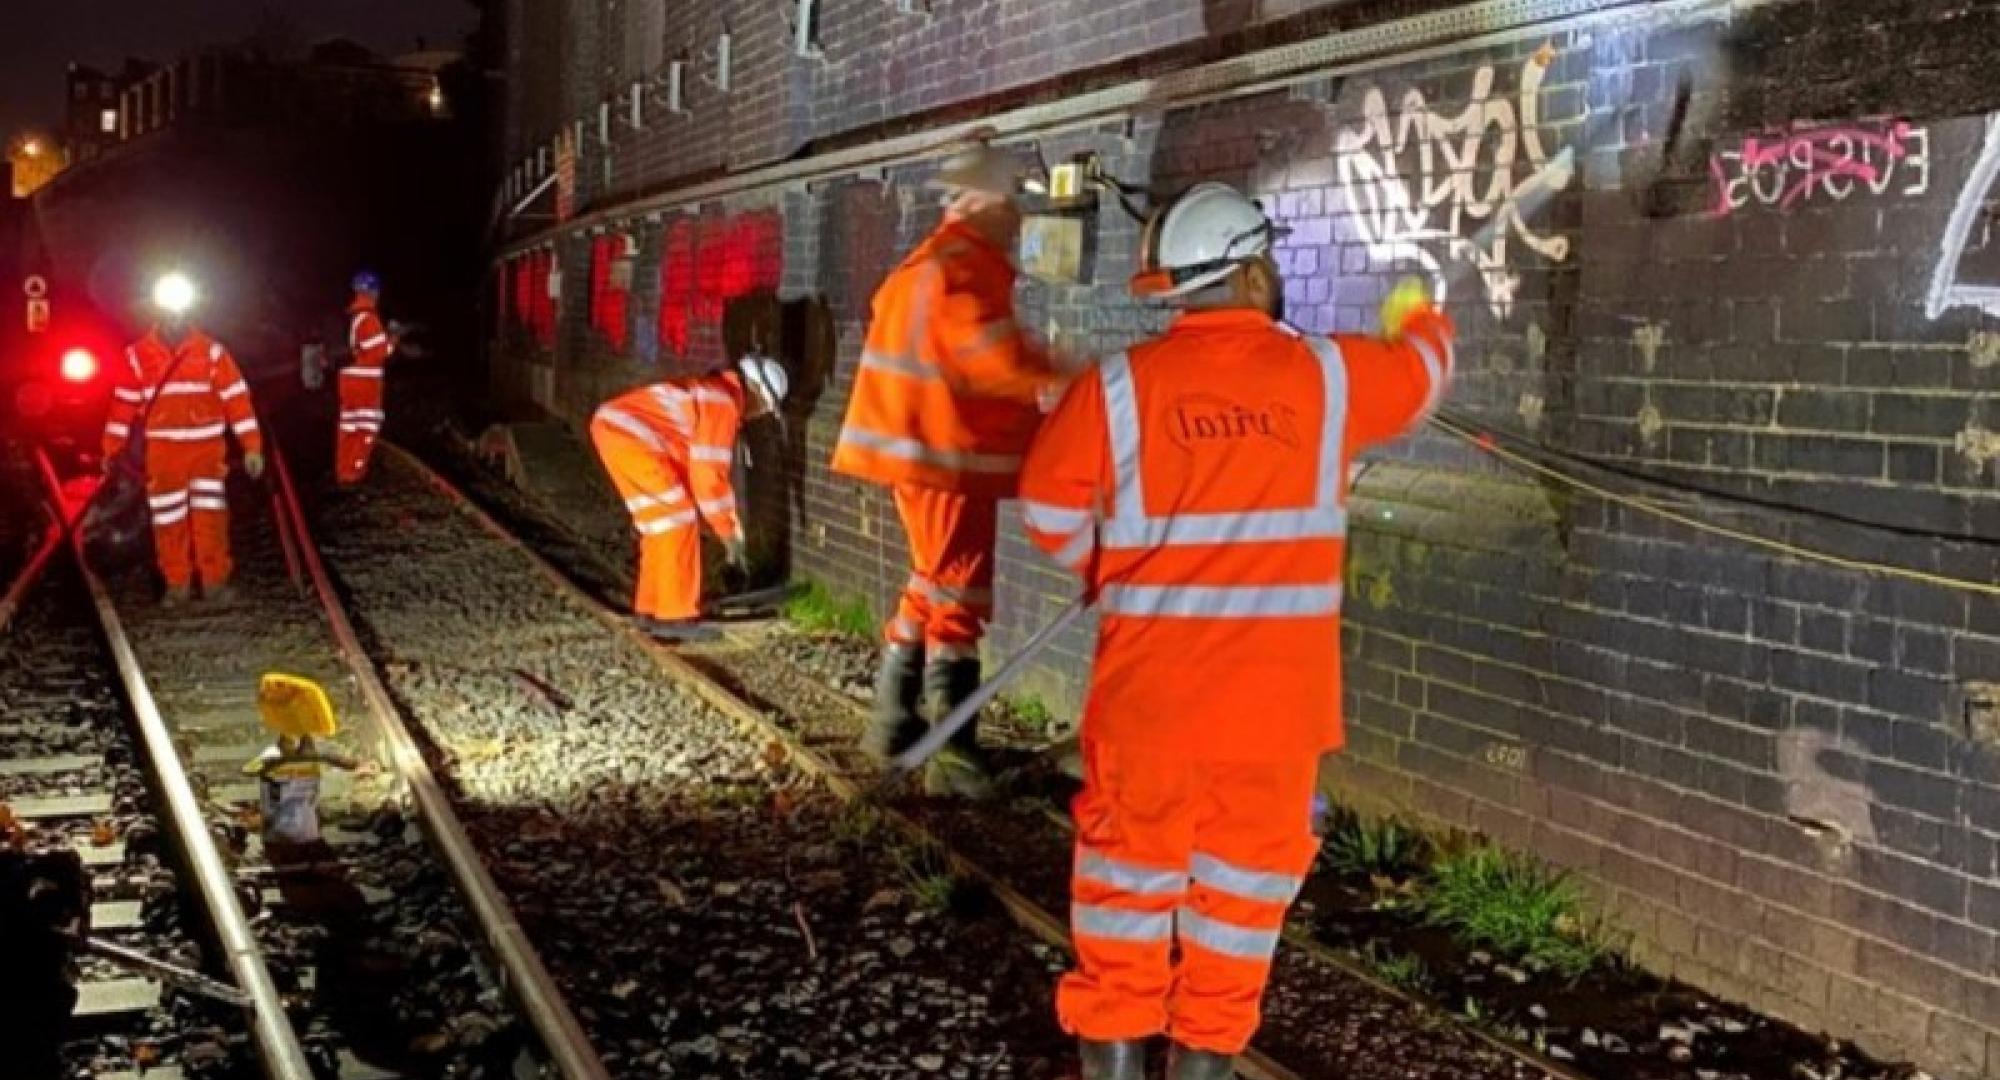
[
  {"x1": 367, "y1": 439, "x2": 1559, "y2": 1080},
  {"x1": 5, "y1": 437, "x2": 595, "y2": 1080}
]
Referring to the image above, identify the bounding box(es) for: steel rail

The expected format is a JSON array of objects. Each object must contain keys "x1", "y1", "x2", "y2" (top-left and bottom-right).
[
  {"x1": 382, "y1": 442, "x2": 1307, "y2": 1080},
  {"x1": 34, "y1": 449, "x2": 318, "y2": 1080},
  {"x1": 388, "y1": 444, "x2": 1588, "y2": 1080},
  {"x1": 263, "y1": 443, "x2": 612, "y2": 1080}
]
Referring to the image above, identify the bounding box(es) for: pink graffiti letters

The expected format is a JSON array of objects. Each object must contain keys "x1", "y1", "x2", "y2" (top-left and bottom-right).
[{"x1": 1710, "y1": 119, "x2": 1930, "y2": 217}]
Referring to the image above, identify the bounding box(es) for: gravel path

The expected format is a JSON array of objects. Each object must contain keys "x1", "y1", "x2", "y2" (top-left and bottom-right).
[{"x1": 316, "y1": 454, "x2": 1080, "y2": 1078}]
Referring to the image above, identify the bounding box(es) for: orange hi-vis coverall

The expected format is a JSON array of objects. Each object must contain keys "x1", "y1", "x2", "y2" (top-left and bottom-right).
[
  {"x1": 831, "y1": 219, "x2": 1063, "y2": 657},
  {"x1": 1018, "y1": 304, "x2": 1454, "y2": 1054},
  {"x1": 589, "y1": 372, "x2": 746, "y2": 621},
  {"x1": 337, "y1": 293, "x2": 393, "y2": 485},
  {"x1": 103, "y1": 328, "x2": 265, "y2": 591}
]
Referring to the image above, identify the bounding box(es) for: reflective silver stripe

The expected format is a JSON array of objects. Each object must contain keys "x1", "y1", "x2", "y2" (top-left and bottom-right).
[
  {"x1": 218, "y1": 380, "x2": 249, "y2": 400},
  {"x1": 1099, "y1": 506, "x2": 1347, "y2": 548},
  {"x1": 1098, "y1": 584, "x2": 1341, "y2": 619},
  {"x1": 1098, "y1": 338, "x2": 1354, "y2": 550},
  {"x1": 1190, "y1": 853, "x2": 1302, "y2": 904},
  {"x1": 340, "y1": 423, "x2": 382, "y2": 433},
  {"x1": 1301, "y1": 336, "x2": 1354, "y2": 508},
  {"x1": 1177, "y1": 908, "x2": 1282, "y2": 960},
  {"x1": 150, "y1": 423, "x2": 228, "y2": 441},
  {"x1": 690, "y1": 446, "x2": 733, "y2": 464},
  {"x1": 151, "y1": 506, "x2": 189, "y2": 525},
  {"x1": 159, "y1": 381, "x2": 211, "y2": 396},
  {"x1": 190, "y1": 498, "x2": 228, "y2": 511},
  {"x1": 342, "y1": 366, "x2": 386, "y2": 379},
  {"x1": 1022, "y1": 500, "x2": 1091, "y2": 534},
  {"x1": 125, "y1": 347, "x2": 142, "y2": 378},
  {"x1": 911, "y1": 576, "x2": 993, "y2": 607},
  {"x1": 1078, "y1": 851, "x2": 1185, "y2": 896},
  {"x1": 596, "y1": 406, "x2": 667, "y2": 452},
  {"x1": 691, "y1": 387, "x2": 734, "y2": 405},
  {"x1": 231, "y1": 419, "x2": 260, "y2": 436},
  {"x1": 359, "y1": 335, "x2": 390, "y2": 349},
  {"x1": 189, "y1": 479, "x2": 225, "y2": 493},
  {"x1": 626, "y1": 491, "x2": 685, "y2": 511},
  {"x1": 858, "y1": 349, "x2": 936, "y2": 380},
  {"x1": 105, "y1": 422, "x2": 131, "y2": 437},
  {"x1": 114, "y1": 388, "x2": 144, "y2": 403},
  {"x1": 697, "y1": 496, "x2": 736, "y2": 516},
  {"x1": 952, "y1": 318, "x2": 1017, "y2": 358},
  {"x1": 148, "y1": 491, "x2": 189, "y2": 509},
  {"x1": 1073, "y1": 903, "x2": 1173, "y2": 943},
  {"x1": 341, "y1": 409, "x2": 387, "y2": 421},
  {"x1": 1053, "y1": 528, "x2": 1095, "y2": 571},
  {"x1": 636, "y1": 509, "x2": 697, "y2": 535},
  {"x1": 208, "y1": 343, "x2": 224, "y2": 361},
  {"x1": 648, "y1": 385, "x2": 690, "y2": 414},
  {"x1": 836, "y1": 429, "x2": 1021, "y2": 474},
  {"x1": 1412, "y1": 334, "x2": 1450, "y2": 418}
]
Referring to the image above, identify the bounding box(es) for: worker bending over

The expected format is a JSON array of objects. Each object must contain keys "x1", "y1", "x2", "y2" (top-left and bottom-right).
[
  {"x1": 336, "y1": 270, "x2": 396, "y2": 486},
  {"x1": 1019, "y1": 183, "x2": 1455, "y2": 1080},
  {"x1": 590, "y1": 357, "x2": 788, "y2": 644},
  {"x1": 102, "y1": 272, "x2": 265, "y2": 607},
  {"x1": 833, "y1": 136, "x2": 1080, "y2": 798}
]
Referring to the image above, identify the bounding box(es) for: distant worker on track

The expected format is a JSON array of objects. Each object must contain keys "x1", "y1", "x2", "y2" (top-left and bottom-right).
[
  {"x1": 336, "y1": 270, "x2": 397, "y2": 486},
  {"x1": 590, "y1": 356, "x2": 789, "y2": 644},
  {"x1": 102, "y1": 272, "x2": 265, "y2": 607},
  {"x1": 832, "y1": 135, "x2": 1083, "y2": 799},
  {"x1": 1018, "y1": 183, "x2": 1456, "y2": 1080}
]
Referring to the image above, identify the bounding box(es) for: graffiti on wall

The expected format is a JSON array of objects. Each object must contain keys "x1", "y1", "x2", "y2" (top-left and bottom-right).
[
  {"x1": 1708, "y1": 119, "x2": 1930, "y2": 217},
  {"x1": 1926, "y1": 113, "x2": 2000, "y2": 321},
  {"x1": 1333, "y1": 45, "x2": 1574, "y2": 319}
]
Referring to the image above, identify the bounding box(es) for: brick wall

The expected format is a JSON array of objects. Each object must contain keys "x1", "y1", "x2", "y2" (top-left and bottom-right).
[{"x1": 489, "y1": 0, "x2": 2000, "y2": 1073}]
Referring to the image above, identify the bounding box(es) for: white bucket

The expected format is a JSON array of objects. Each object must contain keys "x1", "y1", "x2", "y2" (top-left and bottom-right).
[{"x1": 260, "y1": 773, "x2": 321, "y2": 845}]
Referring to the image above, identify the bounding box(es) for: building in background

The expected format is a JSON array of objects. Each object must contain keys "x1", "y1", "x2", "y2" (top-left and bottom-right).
[{"x1": 482, "y1": 3, "x2": 2000, "y2": 1077}]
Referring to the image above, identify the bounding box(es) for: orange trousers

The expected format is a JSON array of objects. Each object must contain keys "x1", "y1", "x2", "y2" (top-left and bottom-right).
[
  {"x1": 145, "y1": 440, "x2": 232, "y2": 590},
  {"x1": 335, "y1": 367, "x2": 385, "y2": 485},
  {"x1": 590, "y1": 412, "x2": 738, "y2": 621},
  {"x1": 1057, "y1": 739, "x2": 1320, "y2": 1054},
  {"x1": 886, "y1": 485, "x2": 996, "y2": 658}
]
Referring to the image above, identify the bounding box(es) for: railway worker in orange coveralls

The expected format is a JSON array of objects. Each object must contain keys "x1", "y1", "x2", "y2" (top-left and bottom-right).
[
  {"x1": 590, "y1": 356, "x2": 790, "y2": 644},
  {"x1": 1018, "y1": 183, "x2": 1456, "y2": 1080},
  {"x1": 102, "y1": 272, "x2": 266, "y2": 607},
  {"x1": 832, "y1": 135, "x2": 1085, "y2": 799},
  {"x1": 336, "y1": 270, "x2": 396, "y2": 486}
]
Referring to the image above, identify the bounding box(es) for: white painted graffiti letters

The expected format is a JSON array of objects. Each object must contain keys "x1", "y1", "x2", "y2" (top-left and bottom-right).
[{"x1": 1333, "y1": 45, "x2": 1574, "y2": 320}]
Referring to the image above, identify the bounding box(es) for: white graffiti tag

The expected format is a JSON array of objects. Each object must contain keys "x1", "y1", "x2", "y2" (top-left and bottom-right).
[{"x1": 1334, "y1": 47, "x2": 1574, "y2": 319}]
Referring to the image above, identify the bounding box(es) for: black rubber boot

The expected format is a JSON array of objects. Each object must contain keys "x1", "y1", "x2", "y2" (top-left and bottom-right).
[
  {"x1": 1079, "y1": 1038, "x2": 1146, "y2": 1080},
  {"x1": 1166, "y1": 1044, "x2": 1238, "y2": 1080},
  {"x1": 922, "y1": 655, "x2": 994, "y2": 799},
  {"x1": 859, "y1": 644, "x2": 925, "y2": 761},
  {"x1": 644, "y1": 618, "x2": 722, "y2": 644}
]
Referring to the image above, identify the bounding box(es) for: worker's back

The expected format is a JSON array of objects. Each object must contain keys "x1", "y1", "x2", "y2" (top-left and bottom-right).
[{"x1": 1022, "y1": 306, "x2": 1451, "y2": 761}]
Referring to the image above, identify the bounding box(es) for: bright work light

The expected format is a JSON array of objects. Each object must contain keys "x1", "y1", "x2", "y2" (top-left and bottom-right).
[{"x1": 152, "y1": 272, "x2": 198, "y2": 315}]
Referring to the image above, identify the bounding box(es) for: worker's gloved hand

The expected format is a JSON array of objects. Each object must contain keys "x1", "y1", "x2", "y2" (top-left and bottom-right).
[
  {"x1": 242, "y1": 452, "x2": 266, "y2": 480},
  {"x1": 724, "y1": 538, "x2": 749, "y2": 574},
  {"x1": 1379, "y1": 276, "x2": 1432, "y2": 341},
  {"x1": 1036, "y1": 379, "x2": 1068, "y2": 415}
]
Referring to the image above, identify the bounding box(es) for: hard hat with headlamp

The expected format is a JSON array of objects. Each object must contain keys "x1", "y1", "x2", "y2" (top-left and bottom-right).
[
  {"x1": 152, "y1": 272, "x2": 199, "y2": 316},
  {"x1": 928, "y1": 139, "x2": 1023, "y2": 200},
  {"x1": 1130, "y1": 183, "x2": 1289, "y2": 300}
]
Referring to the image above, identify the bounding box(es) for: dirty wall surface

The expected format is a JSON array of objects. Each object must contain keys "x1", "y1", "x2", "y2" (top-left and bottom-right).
[{"x1": 488, "y1": 1, "x2": 2000, "y2": 1072}]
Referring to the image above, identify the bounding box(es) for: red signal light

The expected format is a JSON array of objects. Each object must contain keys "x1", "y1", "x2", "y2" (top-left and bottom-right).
[{"x1": 60, "y1": 347, "x2": 98, "y2": 384}]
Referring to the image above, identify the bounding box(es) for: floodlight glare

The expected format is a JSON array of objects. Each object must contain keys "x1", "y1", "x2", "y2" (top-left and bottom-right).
[{"x1": 152, "y1": 272, "x2": 198, "y2": 315}]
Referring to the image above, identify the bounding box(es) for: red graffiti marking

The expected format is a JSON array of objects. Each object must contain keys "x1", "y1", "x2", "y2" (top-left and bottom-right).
[
  {"x1": 1710, "y1": 120, "x2": 1931, "y2": 217},
  {"x1": 657, "y1": 210, "x2": 783, "y2": 359}
]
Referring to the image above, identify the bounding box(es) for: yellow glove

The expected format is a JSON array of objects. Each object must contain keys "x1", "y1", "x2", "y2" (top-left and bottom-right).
[
  {"x1": 243, "y1": 452, "x2": 266, "y2": 479},
  {"x1": 1379, "y1": 277, "x2": 1432, "y2": 341}
]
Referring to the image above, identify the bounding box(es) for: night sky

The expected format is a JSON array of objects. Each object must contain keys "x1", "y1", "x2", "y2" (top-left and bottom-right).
[{"x1": 0, "y1": 0, "x2": 476, "y2": 140}]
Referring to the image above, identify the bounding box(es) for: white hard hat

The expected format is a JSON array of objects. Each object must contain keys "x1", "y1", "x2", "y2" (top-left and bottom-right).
[
  {"x1": 736, "y1": 355, "x2": 789, "y2": 413},
  {"x1": 928, "y1": 140, "x2": 1022, "y2": 198},
  {"x1": 1132, "y1": 183, "x2": 1288, "y2": 299}
]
